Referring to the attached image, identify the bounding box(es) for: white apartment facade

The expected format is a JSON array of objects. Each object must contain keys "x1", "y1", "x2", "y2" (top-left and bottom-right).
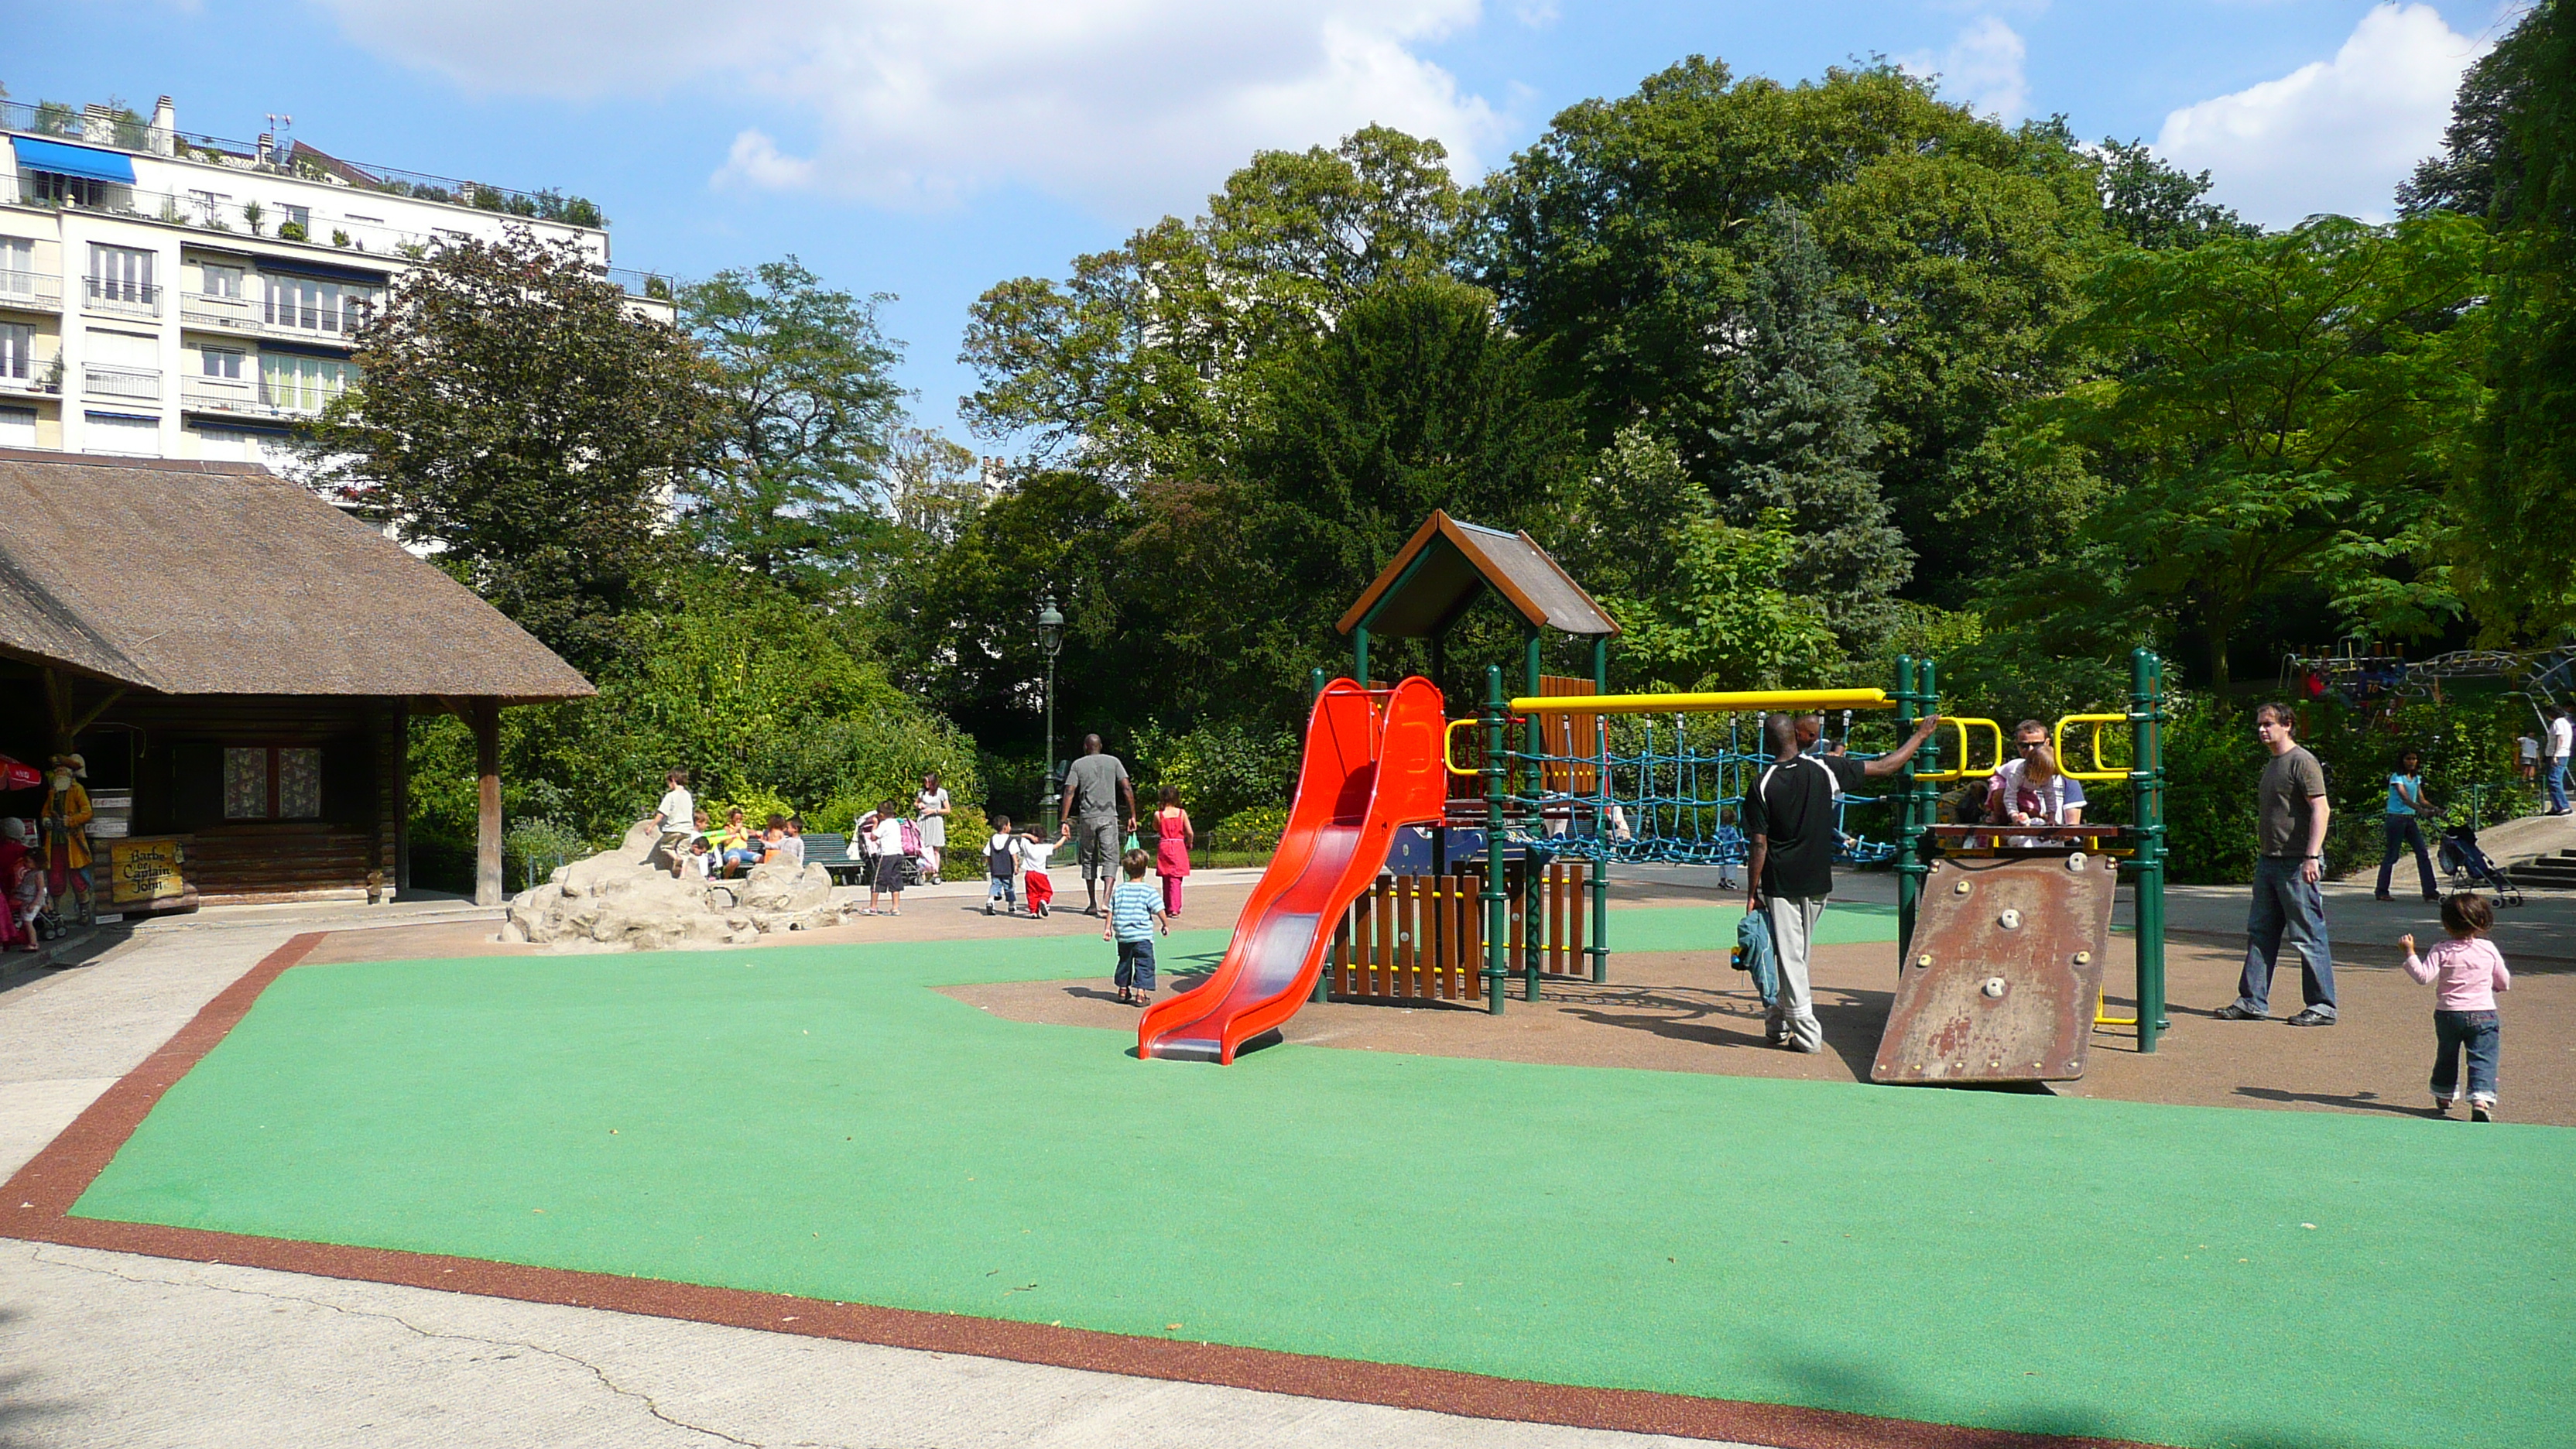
[{"x1": 0, "y1": 96, "x2": 673, "y2": 471}]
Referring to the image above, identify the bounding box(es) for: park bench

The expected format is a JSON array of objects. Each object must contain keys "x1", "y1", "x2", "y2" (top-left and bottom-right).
[{"x1": 800, "y1": 833, "x2": 870, "y2": 886}]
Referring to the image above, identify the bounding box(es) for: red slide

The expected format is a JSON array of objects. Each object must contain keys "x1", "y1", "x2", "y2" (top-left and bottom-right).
[{"x1": 1138, "y1": 676, "x2": 1449, "y2": 1064}]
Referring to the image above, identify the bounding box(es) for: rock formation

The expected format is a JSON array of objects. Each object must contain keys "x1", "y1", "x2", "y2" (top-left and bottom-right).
[{"x1": 501, "y1": 820, "x2": 847, "y2": 951}]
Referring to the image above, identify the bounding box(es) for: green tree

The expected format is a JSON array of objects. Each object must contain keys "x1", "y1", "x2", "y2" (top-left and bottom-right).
[
  {"x1": 2090, "y1": 137, "x2": 2259, "y2": 249},
  {"x1": 960, "y1": 125, "x2": 1468, "y2": 480},
  {"x1": 1470, "y1": 58, "x2": 2106, "y2": 598},
  {"x1": 1997, "y1": 215, "x2": 2491, "y2": 684},
  {"x1": 303, "y1": 229, "x2": 717, "y2": 673},
  {"x1": 2449, "y1": 1, "x2": 2576, "y2": 638},
  {"x1": 1599, "y1": 509, "x2": 1837, "y2": 691},
  {"x1": 1711, "y1": 206, "x2": 1908, "y2": 653},
  {"x1": 680, "y1": 258, "x2": 907, "y2": 601},
  {"x1": 2396, "y1": 25, "x2": 2533, "y2": 220},
  {"x1": 1181, "y1": 276, "x2": 1585, "y2": 714}
]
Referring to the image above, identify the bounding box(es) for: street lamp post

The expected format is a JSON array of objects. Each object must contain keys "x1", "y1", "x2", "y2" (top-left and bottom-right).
[{"x1": 1037, "y1": 592, "x2": 1064, "y2": 836}]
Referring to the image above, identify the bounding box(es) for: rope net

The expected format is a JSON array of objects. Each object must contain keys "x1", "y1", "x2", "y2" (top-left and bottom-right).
[{"x1": 1492, "y1": 712, "x2": 1899, "y2": 874}]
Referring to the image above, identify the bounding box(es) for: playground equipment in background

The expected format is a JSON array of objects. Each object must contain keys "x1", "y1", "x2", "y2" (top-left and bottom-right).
[
  {"x1": 2280, "y1": 640, "x2": 2576, "y2": 720},
  {"x1": 1137, "y1": 677, "x2": 1447, "y2": 1063},
  {"x1": 1145, "y1": 510, "x2": 2173, "y2": 1075}
]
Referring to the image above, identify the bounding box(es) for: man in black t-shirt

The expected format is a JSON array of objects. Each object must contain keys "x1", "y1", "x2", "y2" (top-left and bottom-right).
[{"x1": 1744, "y1": 711, "x2": 1941, "y2": 1052}]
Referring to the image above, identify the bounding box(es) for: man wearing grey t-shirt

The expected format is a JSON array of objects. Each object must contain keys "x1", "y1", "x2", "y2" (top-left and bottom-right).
[
  {"x1": 2219, "y1": 702, "x2": 2338, "y2": 1025},
  {"x1": 1059, "y1": 734, "x2": 1137, "y2": 916}
]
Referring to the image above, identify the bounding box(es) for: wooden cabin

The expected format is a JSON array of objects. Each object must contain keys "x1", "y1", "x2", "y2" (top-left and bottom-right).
[{"x1": 0, "y1": 450, "x2": 592, "y2": 908}]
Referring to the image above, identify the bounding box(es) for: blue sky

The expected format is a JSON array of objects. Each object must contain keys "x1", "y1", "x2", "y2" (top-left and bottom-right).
[{"x1": 12, "y1": 2, "x2": 2509, "y2": 442}]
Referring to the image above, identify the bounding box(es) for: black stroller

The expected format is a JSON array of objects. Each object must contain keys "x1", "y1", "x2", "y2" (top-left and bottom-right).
[{"x1": 2438, "y1": 823, "x2": 2524, "y2": 907}]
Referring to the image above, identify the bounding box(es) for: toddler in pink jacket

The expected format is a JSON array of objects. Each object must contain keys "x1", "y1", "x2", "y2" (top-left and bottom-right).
[{"x1": 2400, "y1": 892, "x2": 2509, "y2": 1122}]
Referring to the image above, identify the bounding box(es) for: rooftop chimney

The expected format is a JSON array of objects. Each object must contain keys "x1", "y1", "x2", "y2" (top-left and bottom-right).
[{"x1": 150, "y1": 96, "x2": 176, "y2": 157}]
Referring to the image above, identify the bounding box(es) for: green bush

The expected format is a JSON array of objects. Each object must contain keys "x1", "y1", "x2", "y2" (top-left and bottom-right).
[
  {"x1": 406, "y1": 573, "x2": 979, "y2": 891},
  {"x1": 502, "y1": 816, "x2": 587, "y2": 892},
  {"x1": 1131, "y1": 721, "x2": 1299, "y2": 824},
  {"x1": 2156, "y1": 689, "x2": 2540, "y2": 885},
  {"x1": 1209, "y1": 803, "x2": 1290, "y2": 854}
]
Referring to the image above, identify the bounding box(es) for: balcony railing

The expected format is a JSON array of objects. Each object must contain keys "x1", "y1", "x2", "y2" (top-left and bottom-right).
[
  {"x1": 84, "y1": 279, "x2": 162, "y2": 317},
  {"x1": 179, "y1": 293, "x2": 262, "y2": 334},
  {"x1": 260, "y1": 300, "x2": 374, "y2": 341},
  {"x1": 2, "y1": 98, "x2": 609, "y2": 229},
  {"x1": 0, "y1": 271, "x2": 63, "y2": 310},
  {"x1": 605, "y1": 267, "x2": 677, "y2": 303},
  {"x1": 0, "y1": 368, "x2": 63, "y2": 397},
  {"x1": 179, "y1": 375, "x2": 279, "y2": 417},
  {"x1": 83, "y1": 363, "x2": 161, "y2": 399}
]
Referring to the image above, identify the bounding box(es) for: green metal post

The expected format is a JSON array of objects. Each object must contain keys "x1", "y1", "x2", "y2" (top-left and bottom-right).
[
  {"x1": 1589, "y1": 633, "x2": 1609, "y2": 984},
  {"x1": 1482, "y1": 665, "x2": 1509, "y2": 1014},
  {"x1": 2130, "y1": 646, "x2": 2169, "y2": 1052},
  {"x1": 1309, "y1": 667, "x2": 1327, "y2": 707},
  {"x1": 1523, "y1": 628, "x2": 1543, "y2": 1002},
  {"x1": 1893, "y1": 656, "x2": 1924, "y2": 964},
  {"x1": 1354, "y1": 625, "x2": 1370, "y2": 688}
]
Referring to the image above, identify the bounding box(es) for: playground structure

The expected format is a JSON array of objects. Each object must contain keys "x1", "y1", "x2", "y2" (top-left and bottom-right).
[
  {"x1": 1139, "y1": 512, "x2": 2175, "y2": 1074},
  {"x1": 2280, "y1": 640, "x2": 2576, "y2": 719}
]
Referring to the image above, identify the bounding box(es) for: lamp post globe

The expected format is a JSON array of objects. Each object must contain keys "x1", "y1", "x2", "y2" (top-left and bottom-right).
[{"x1": 1038, "y1": 594, "x2": 1064, "y2": 834}]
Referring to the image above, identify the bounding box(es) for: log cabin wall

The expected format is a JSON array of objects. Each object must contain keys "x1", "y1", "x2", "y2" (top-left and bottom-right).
[{"x1": 0, "y1": 677, "x2": 408, "y2": 907}]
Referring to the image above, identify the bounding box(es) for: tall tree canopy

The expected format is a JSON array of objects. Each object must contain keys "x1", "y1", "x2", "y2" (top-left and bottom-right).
[
  {"x1": 680, "y1": 258, "x2": 908, "y2": 603},
  {"x1": 2448, "y1": 0, "x2": 2576, "y2": 639},
  {"x1": 1992, "y1": 215, "x2": 2490, "y2": 683},
  {"x1": 1468, "y1": 58, "x2": 2108, "y2": 597},
  {"x1": 303, "y1": 229, "x2": 714, "y2": 673},
  {"x1": 960, "y1": 126, "x2": 1465, "y2": 479}
]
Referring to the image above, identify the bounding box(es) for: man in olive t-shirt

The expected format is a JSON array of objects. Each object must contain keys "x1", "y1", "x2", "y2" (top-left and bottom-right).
[{"x1": 2219, "y1": 703, "x2": 2338, "y2": 1025}]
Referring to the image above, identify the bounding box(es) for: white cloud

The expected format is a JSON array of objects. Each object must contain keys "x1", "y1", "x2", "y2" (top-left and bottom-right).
[
  {"x1": 2154, "y1": 3, "x2": 2485, "y2": 228},
  {"x1": 309, "y1": 0, "x2": 1504, "y2": 218},
  {"x1": 1900, "y1": 15, "x2": 2030, "y2": 122}
]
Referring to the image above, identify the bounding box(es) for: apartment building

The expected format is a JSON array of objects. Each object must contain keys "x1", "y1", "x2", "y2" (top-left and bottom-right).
[{"x1": 0, "y1": 95, "x2": 673, "y2": 470}]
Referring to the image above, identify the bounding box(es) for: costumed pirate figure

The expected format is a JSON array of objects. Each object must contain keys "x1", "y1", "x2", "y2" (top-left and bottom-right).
[{"x1": 42, "y1": 754, "x2": 93, "y2": 927}]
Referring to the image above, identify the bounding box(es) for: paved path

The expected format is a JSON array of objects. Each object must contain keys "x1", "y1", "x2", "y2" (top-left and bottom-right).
[{"x1": 0, "y1": 903, "x2": 1724, "y2": 1449}]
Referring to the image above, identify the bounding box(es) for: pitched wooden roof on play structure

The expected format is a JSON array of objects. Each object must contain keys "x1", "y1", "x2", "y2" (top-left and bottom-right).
[
  {"x1": 1336, "y1": 510, "x2": 1617, "y2": 639},
  {"x1": 0, "y1": 449, "x2": 594, "y2": 701}
]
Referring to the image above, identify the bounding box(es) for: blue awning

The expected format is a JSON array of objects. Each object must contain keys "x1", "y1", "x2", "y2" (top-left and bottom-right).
[{"x1": 11, "y1": 136, "x2": 136, "y2": 185}]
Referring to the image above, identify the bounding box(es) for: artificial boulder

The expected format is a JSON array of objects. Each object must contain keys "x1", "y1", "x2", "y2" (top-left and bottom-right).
[{"x1": 501, "y1": 820, "x2": 844, "y2": 951}]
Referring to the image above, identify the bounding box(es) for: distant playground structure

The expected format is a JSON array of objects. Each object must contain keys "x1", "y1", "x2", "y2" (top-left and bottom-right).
[{"x1": 1141, "y1": 512, "x2": 2176, "y2": 1080}]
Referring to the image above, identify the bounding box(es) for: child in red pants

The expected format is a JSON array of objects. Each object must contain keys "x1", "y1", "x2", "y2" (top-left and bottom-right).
[{"x1": 1016, "y1": 823, "x2": 1068, "y2": 919}]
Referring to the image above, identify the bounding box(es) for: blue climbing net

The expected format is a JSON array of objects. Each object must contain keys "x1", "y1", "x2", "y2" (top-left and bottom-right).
[{"x1": 1497, "y1": 713, "x2": 1899, "y2": 872}]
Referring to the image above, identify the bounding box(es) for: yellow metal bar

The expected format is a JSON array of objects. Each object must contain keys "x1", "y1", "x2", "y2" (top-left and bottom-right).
[
  {"x1": 1509, "y1": 688, "x2": 1894, "y2": 716},
  {"x1": 2053, "y1": 713, "x2": 2132, "y2": 782},
  {"x1": 2095, "y1": 985, "x2": 2138, "y2": 1028},
  {"x1": 1442, "y1": 718, "x2": 1479, "y2": 777},
  {"x1": 1917, "y1": 717, "x2": 2006, "y2": 782}
]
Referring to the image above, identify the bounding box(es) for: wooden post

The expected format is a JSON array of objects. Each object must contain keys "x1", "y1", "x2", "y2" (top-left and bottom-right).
[{"x1": 472, "y1": 697, "x2": 502, "y2": 906}]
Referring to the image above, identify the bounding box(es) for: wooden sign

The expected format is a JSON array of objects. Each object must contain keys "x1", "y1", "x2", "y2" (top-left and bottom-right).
[{"x1": 109, "y1": 835, "x2": 190, "y2": 908}]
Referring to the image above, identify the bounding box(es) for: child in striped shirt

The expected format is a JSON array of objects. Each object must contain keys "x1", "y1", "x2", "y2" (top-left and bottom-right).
[{"x1": 1105, "y1": 848, "x2": 1169, "y2": 1005}]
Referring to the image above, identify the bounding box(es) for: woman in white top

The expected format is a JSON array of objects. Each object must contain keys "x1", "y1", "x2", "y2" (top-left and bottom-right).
[
  {"x1": 915, "y1": 773, "x2": 952, "y2": 853},
  {"x1": 1985, "y1": 741, "x2": 2083, "y2": 848}
]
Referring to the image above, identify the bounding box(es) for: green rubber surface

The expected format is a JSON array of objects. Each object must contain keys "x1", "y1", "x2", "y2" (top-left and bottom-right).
[{"x1": 73, "y1": 918, "x2": 2569, "y2": 1449}]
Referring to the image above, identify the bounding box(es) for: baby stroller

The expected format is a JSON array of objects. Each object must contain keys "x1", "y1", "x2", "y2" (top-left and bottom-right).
[{"x1": 2438, "y1": 823, "x2": 2524, "y2": 907}]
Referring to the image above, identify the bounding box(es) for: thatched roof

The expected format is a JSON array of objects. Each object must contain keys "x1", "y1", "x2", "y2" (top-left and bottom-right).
[
  {"x1": 1338, "y1": 511, "x2": 1618, "y2": 639},
  {"x1": 0, "y1": 450, "x2": 594, "y2": 701}
]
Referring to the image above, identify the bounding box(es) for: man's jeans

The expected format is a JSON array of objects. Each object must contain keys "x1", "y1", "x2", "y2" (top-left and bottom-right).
[
  {"x1": 2237, "y1": 855, "x2": 2336, "y2": 1019},
  {"x1": 2550, "y1": 756, "x2": 2571, "y2": 814},
  {"x1": 2431, "y1": 1009, "x2": 2501, "y2": 1103}
]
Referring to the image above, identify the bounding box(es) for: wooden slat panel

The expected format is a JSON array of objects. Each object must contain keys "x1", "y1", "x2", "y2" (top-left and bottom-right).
[{"x1": 1373, "y1": 874, "x2": 1394, "y2": 997}]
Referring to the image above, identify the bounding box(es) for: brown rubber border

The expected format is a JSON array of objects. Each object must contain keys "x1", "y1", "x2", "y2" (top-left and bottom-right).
[{"x1": 2, "y1": 930, "x2": 2161, "y2": 1449}]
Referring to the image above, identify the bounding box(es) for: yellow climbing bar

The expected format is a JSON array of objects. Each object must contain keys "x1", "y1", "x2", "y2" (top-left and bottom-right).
[
  {"x1": 1443, "y1": 718, "x2": 1480, "y2": 777},
  {"x1": 1508, "y1": 688, "x2": 1896, "y2": 716},
  {"x1": 1917, "y1": 717, "x2": 2006, "y2": 783},
  {"x1": 2054, "y1": 714, "x2": 2133, "y2": 782}
]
